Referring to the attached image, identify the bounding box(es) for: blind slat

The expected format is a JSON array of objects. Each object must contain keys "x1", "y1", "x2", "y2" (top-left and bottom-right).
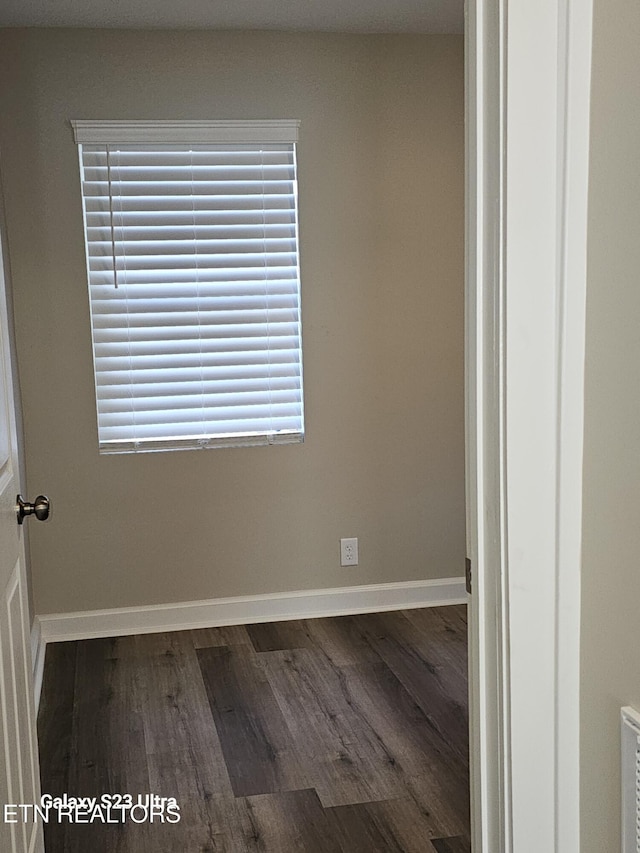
[
  {"x1": 98, "y1": 419, "x2": 302, "y2": 443},
  {"x1": 91, "y1": 295, "x2": 298, "y2": 314},
  {"x1": 98, "y1": 376, "x2": 301, "y2": 397},
  {"x1": 87, "y1": 267, "x2": 298, "y2": 286},
  {"x1": 94, "y1": 344, "x2": 300, "y2": 362},
  {"x1": 87, "y1": 238, "x2": 297, "y2": 256},
  {"x1": 96, "y1": 364, "x2": 301, "y2": 384},
  {"x1": 92, "y1": 310, "x2": 299, "y2": 327},
  {"x1": 99, "y1": 392, "x2": 301, "y2": 416}
]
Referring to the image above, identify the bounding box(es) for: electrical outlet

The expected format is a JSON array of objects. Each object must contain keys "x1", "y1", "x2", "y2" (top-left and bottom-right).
[{"x1": 340, "y1": 537, "x2": 359, "y2": 567}]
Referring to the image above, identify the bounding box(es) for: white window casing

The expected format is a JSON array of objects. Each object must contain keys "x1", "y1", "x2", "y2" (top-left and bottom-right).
[{"x1": 72, "y1": 119, "x2": 304, "y2": 454}]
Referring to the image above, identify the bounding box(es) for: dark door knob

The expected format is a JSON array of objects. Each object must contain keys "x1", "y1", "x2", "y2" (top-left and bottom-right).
[{"x1": 16, "y1": 494, "x2": 50, "y2": 525}]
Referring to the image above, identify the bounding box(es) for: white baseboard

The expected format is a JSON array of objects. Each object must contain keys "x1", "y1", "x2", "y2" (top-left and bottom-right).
[
  {"x1": 37, "y1": 577, "x2": 466, "y2": 644},
  {"x1": 31, "y1": 617, "x2": 46, "y2": 713}
]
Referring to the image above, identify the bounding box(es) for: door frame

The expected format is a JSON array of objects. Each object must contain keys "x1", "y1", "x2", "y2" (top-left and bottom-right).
[{"x1": 467, "y1": 1, "x2": 594, "y2": 850}]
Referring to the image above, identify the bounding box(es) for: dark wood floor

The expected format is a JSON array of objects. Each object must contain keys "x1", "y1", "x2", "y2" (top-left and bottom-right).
[{"x1": 38, "y1": 605, "x2": 470, "y2": 852}]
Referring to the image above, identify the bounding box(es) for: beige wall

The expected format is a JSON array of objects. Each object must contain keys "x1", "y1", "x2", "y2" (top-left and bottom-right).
[
  {"x1": 0, "y1": 29, "x2": 464, "y2": 615},
  {"x1": 581, "y1": 0, "x2": 640, "y2": 848}
]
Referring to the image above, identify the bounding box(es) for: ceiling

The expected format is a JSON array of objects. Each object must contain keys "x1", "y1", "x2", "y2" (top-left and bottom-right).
[{"x1": 0, "y1": 0, "x2": 464, "y2": 34}]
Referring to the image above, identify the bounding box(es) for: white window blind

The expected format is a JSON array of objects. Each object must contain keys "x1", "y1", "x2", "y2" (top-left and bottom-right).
[{"x1": 72, "y1": 120, "x2": 304, "y2": 454}]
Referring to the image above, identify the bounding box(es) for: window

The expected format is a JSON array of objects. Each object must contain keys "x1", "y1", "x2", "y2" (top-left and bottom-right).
[{"x1": 72, "y1": 120, "x2": 304, "y2": 454}]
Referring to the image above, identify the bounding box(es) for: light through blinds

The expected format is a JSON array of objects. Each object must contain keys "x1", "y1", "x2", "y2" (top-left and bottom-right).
[{"x1": 72, "y1": 120, "x2": 304, "y2": 454}]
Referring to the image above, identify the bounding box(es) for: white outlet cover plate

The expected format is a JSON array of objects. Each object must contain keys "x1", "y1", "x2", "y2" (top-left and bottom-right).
[{"x1": 340, "y1": 537, "x2": 359, "y2": 566}]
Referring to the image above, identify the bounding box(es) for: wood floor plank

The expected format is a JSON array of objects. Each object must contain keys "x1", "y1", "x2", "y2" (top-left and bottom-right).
[
  {"x1": 145, "y1": 749, "x2": 236, "y2": 853},
  {"x1": 71, "y1": 633, "x2": 138, "y2": 660},
  {"x1": 430, "y1": 836, "x2": 471, "y2": 853},
  {"x1": 37, "y1": 642, "x2": 77, "y2": 853},
  {"x1": 259, "y1": 647, "x2": 407, "y2": 807},
  {"x1": 191, "y1": 624, "x2": 254, "y2": 650},
  {"x1": 248, "y1": 614, "x2": 382, "y2": 664},
  {"x1": 402, "y1": 606, "x2": 468, "y2": 686},
  {"x1": 69, "y1": 638, "x2": 150, "y2": 791},
  {"x1": 322, "y1": 801, "x2": 401, "y2": 852},
  {"x1": 65, "y1": 638, "x2": 152, "y2": 853},
  {"x1": 197, "y1": 645, "x2": 310, "y2": 798},
  {"x1": 430, "y1": 602, "x2": 468, "y2": 635},
  {"x1": 246, "y1": 619, "x2": 315, "y2": 653},
  {"x1": 134, "y1": 782, "x2": 344, "y2": 853},
  {"x1": 327, "y1": 796, "x2": 456, "y2": 853},
  {"x1": 332, "y1": 656, "x2": 469, "y2": 836},
  {"x1": 230, "y1": 789, "x2": 343, "y2": 852},
  {"x1": 37, "y1": 641, "x2": 77, "y2": 791},
  {"x1": 403, "y1": 605, "x2": 467, "y2": 652},
  {"x1": 136, "y1": 633, "x2": 234, "y2": 799},
  {"x1": 352, "y1": 610, "x2": 469, "y2": 762},
  {"x1": 303, "y1": 615, "x2": 383, "y2": 667}
]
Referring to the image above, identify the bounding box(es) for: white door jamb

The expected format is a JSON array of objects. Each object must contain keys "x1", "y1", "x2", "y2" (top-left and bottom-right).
[{"x1": 467, "y1": 1, "x2": 593, "y2": 850}]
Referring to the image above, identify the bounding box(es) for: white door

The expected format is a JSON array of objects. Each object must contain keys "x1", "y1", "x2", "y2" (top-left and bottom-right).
[{"x1": 0, "y1": 223, "x2": 44, "y2": 852}]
